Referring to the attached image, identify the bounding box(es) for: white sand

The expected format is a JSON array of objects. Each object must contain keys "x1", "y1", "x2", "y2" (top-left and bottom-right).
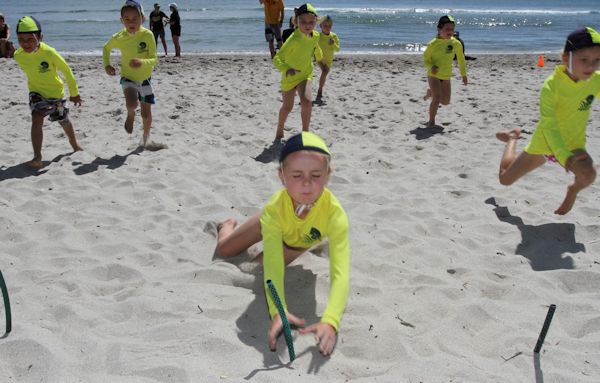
[{"x1": 0, "y1": 54, "x2": 599, "y2": 382}]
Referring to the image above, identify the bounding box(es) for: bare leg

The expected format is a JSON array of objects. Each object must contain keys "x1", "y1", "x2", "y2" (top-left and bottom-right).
[
  {"x1": 58, "y1": 120, "x2": 83, "y2": 152},
  {"x1": 427, "y1": 77, "x2": 441, "y2": 127},
  {"x1": 27, "y1": 111, "x2": 45, "y2": 169},
  {"x1": 297, "y1": 80, "x2": 312, "y2": 132},
  {"x1": 440, "y1": 79, "x2": 451, "y2": 105},
  {"x1": 276, "y1": 88, "x2": 296, "y2": 139},
  {"x1": 555, "y1": 152, "x2": 596, "y2": 215},
  {"x1": 496, "y1": 128, "x2": 545, "y2": 185},
  {"x1": 173, "y1": 35, "x2": 181, "y2": 57},
  {"x1": 124, "y1": 88, "x2": 139, "y2": 134},
  {"x1": 269, "y1": 41, "x2": 276, "y2": 59},
  {"x1": 140, "y1": 102, "x2": 153, "y2": 146},
  {"x1": 317, "y1": 64, "x2": 330, "y2": 100},
  {"x1": 0, "y1": 39, "x2": 6, "y2": 58},
  {"x1": 161, "y1": 36, "x2": 168, "y2": 55},
  {"x1": 216, "y1": 214, "x2": 262, "y2": 258}
]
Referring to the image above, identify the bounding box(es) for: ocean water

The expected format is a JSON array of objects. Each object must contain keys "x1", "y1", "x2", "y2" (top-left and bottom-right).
[{"x1": 0, "y1": 0, "x2": 598, "y2": 54}]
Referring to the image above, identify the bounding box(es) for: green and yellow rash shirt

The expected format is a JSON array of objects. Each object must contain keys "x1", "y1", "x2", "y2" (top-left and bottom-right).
[
  {"x1": 14, "y1": 43, "x2": 79, "y2": 99},
  {"x1": 273, "y1": 29, "x2": 324, "y2": 91},
  {"x1": 423, "y1": 36, "x2": 466, "y2": 80},
  {"x1": 260, "y1": 188, "x2": 350, "y2": 331},
  {"x1": 103, "y1": 27, "x2": 157, "y2": 82},
  {"x1": 318, "y1": 31, "x2": 340, "y2": 67},
  {"x1": 525, "y1": 66, "x2": 600, "y2": 166}
]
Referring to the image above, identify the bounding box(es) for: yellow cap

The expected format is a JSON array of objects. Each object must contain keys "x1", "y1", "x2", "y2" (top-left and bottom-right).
[{"x1": 16, "y1": 16, "x2": 42, "y2": 34}]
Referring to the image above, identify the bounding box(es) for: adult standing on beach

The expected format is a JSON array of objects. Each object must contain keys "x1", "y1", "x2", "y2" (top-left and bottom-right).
[
  {"x1": 149, "y1": 3, "x2": 169, "y2": 56},
  {"x1": 260, "y1": 0, "x2": 285, "y2": 59},
  {"x1": 0, "y1": 13, "x2": 15, "y2": 58},
  {"x1": 168, "y1": 3, "x2": 181, "y2": 57}
]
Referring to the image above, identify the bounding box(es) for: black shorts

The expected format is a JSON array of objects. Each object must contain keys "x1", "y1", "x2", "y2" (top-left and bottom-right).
[
  {"x1": 153, "y1": 29, "x2": 165, "y2": 40},
  {"x1": 171, "y1": 26, "x2": 181, "y2": 36}
]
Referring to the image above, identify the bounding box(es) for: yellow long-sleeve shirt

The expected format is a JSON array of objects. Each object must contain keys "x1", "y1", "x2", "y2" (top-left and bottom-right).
[
  {"x1": 319, "y1": 31, "x2": 340, "y2": 67},
  {"x1": 525, "y1": 65, "x2": 600, "y2": 166},
  {"x1": 14, "y1": 43, "x2": 79, "y2": 99},
  {"x1": 103, "y1": 27, "x2": 157, "y2": 82},
  {"x1": 261, "y1": 188, "x2": 350, "y2": 331},
  {"x1": 423, "y1": 36, "x2": 466, "y2": 80},
  {"x1": 273, "y1": 29, "x2": 323, "y2": 91}
]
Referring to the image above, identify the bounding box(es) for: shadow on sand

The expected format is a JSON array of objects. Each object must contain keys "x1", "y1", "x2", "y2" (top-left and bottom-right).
[
  {"x1": 254, "y1": 140, "x2": 284, "y2": 164},
  {"x1": 409, "y1": 125, "x2": 445, "y2": 140},
  {"x1": 486, "y1": 197, "x2": 584, "y2": 270},
  {"x1": 71, "y1": 147, "x2": 143, "y2": 176}
]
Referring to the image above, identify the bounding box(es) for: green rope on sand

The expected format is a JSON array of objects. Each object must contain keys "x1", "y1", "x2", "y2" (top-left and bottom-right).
[
  {"x1": 266, "y1": 279, "x2": 295, "y2": 362},
  {"x1": 0, "y1": 270, "x2": 11, "y2": 336}
]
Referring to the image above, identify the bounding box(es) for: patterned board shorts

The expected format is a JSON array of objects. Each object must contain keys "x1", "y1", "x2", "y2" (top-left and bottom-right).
[
  {"x1": 120, "y1": 77, "x2": 155, "y2": 104},
  {"x1": 28, "y1": 92, "x2": 70, "y2": 122},
  {"x1": 265, "y1": 23, "x2": 282, "y2": 42}
]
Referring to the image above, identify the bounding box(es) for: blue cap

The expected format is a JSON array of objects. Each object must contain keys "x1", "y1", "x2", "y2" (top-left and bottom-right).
[{"x1": 280, "y1": 132, "x2": 331, "y2": 163}]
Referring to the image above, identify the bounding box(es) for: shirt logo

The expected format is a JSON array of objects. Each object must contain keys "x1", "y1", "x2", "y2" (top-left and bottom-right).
[
  {"x1": 303, "y1": 227, "x2": 322, "y2": 243},
  {"x1": 138, "y1": 41, "x2": 148, "y2": 54},
  {"x1": 39, "y1": 61, "x2": 49, "y2": 73},
  {"x1": 446, "y1": 45, "x2": 454, "y2": 54},
  {"x1": 578, "y1": 95, "x2": 594, "y2": 111}
]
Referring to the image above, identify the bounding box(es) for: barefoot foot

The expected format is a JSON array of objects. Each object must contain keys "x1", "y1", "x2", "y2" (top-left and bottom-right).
[
  {"x1": 217, "y1": 218, "x2": 238, "y2": 234},
  {"x1": 423, "y1": 88, "x2": 432, "y2": 101},
  {"x1": 496, "y1": 128, "x2": 522, "y2": 142},
  {"x1": 25, "y1": 158, "x2": 44, "y2": 169},
  {"x1": 124, "y1": 115, "x2": 134, "y2": 134},
  {"x1": 554, "y1": 186, "x2": 578, "y2": 215}
]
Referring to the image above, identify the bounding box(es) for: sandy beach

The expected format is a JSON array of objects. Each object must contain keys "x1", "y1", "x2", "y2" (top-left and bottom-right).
[{"x1": 0, "y1": 53, "x2": 599, "y2": 382}]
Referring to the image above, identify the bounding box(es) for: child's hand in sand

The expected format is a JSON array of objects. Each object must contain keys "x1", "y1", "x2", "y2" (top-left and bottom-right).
[
  {"x1": 431, "y1": 65, "x2": 438, "y2": 74},
  {"x1": 105, "y1": 65, "x2": 116, "y2": 76},
  {"x1": 299, "y1": 322, "x2": 337, "y2": 356},
  {"x1": 286, "y1": 68, "x2": 299, "y2": 77},
  {"x1": 565, "y1": 150, "x2": 591, "y2": 173},
  {"x1": 70, "y1": 95, "x2": 82, "y2": 107},
  {"x1": 268, "y1": 313, "x2": 305, "y2": 351},
  {"x1": 129, "y1": 58, "x2": 143, "y2": 68},
  {"x1": 462, "y1": 76, "x2": 468, "y2": 85}
]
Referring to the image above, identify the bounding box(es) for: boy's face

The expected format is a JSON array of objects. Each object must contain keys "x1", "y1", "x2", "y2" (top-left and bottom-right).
[
  {"x1": 280, "y1": 151, "x2": 330, "y2": 206},
  {"x1": 297, "y1": 13, "x2": 317, "y2": 35},
  {"x1": 0, "y1": 18, "x2": 5, "y2": 27},
  {"x1": 121, "y1": 7, "x2": 143, "y2": 34},
  {"x1": 438, "y1": 23, "x2": 455, "y2": 39},
  {"x1": 320, "y1": 21, "x2": 332, "y2": 34},
  {"x1": 564, "y1": 46, "x2": 600, "y2": 81},
  {"x1": 17, "y1": 33, "x2": 41, "y2": 53}
]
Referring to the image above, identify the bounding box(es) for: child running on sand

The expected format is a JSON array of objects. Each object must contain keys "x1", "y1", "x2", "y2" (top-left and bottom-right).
[
  {"x1": 13, "y1": 16, "x2": 82, "y2": 169},
  {"x1": 216, "y1": 132, "x2": 350, "y2": 356},
  {"x1": 423, "y1": 15, "x2": 467, "y2": 127},
  {"x1": 315, "y1": 15, "x2": 340, "y2": 104},
  {"x1": 496, "y1": 27, "x2": 600, "y2": 215},
  {"x1": 273, "y1": 3, "x2": 325, "y2": 140},
  {"x1": 103, "y1": 0, "x2": 158, "y2": 147}
]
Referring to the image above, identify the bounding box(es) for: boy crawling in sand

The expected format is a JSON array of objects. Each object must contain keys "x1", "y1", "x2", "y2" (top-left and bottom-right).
[
  {"x1": 496, "y1": 27, "x2": 600, "y2": 215},
  {"x1": 216, "y1": 132, "x2": 349, "y2": 356}
]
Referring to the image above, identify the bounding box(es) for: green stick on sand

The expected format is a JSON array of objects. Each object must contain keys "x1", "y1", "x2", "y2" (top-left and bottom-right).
[
  {"x1": 0, "y1": 270, "x2": 11, "y2": 336},
  {"x1": 266, "y1": 279, "x2": 295, "y2": 362}
]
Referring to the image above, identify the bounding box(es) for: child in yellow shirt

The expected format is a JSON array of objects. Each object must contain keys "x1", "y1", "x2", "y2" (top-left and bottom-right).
[
  {"x1": 14, "y1": 16, "x2": 82, "y2": 169},
  {"x1": 103, "y1": 0, "x2": 158, "y2": 147},
  {"x1": 496, "y1": 27, "x2": 600, "y2": 215}
]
